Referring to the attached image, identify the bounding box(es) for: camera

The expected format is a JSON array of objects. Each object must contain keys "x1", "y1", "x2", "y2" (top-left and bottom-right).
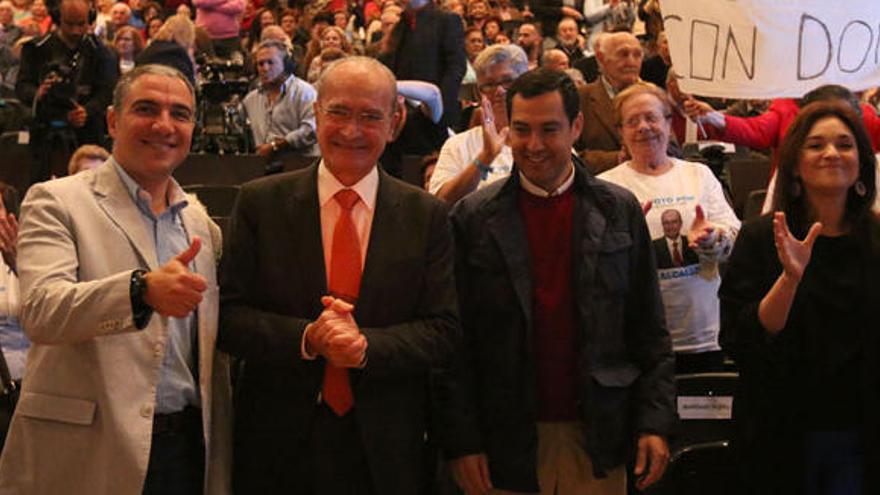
[
  {"x1": 36, "y1": 52, "x2": 81, "y2": 124},
  {"x1": 193, "y1": 54, "x2": 253, "y2": 154}
]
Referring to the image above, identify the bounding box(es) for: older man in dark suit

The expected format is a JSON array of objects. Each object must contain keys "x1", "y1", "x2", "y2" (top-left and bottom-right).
[
  {"x1": 652, "y1": 209, "x2": 700, "y2": 269},
  {"x1": 218, "y1": 56, "x2": 459, "y2": 495}
]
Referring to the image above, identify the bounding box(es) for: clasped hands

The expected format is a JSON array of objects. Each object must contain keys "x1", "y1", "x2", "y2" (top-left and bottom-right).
[{"x1": 306, "y1": 296, "x2": 368, "y2": 368}]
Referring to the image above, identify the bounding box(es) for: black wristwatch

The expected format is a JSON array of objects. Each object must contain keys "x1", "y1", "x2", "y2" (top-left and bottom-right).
[{"x1": 130, "y1": 269, "x2": 153, "y2": 329}]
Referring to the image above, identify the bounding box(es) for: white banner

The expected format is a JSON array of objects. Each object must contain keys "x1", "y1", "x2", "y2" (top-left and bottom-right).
[{"x1": 660, "y1": 0, "x2": 880, "y2": 99}]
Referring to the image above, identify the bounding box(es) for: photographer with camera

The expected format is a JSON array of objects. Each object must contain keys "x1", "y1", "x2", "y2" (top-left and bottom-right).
[
  {"x1": 241, "y1": 39, "x2": 317, "y2": 157},
  {"x1": 15, "y1": 0, "x2": 118, "y2": 183}
]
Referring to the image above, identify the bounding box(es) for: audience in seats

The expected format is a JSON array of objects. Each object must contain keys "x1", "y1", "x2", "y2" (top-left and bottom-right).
[
  {"x1": 541, "y1": 48, "x2": 569, "y2": 71},
  {"x1": 599, "y1": 82, "x2": 740, "y2": 374},
  {"x1": 481, "y1": 15, "x2": 502, "y2": 44},
  {"x1": 137, "y1": 13, "x2": 198, "y2": 84},
  {"x1": 95, "y1": 2, "x2": 132, "y2": 43},
  {"x1": 304, "y1": 25, "x2": 351, "y2": 84},
  {"x1": 67, "y1": 143, "x2": 109, "y2": 175},
  {"x1": 429, "y1": 43, "x2": 528, "y2": 203},
  {"x1": 112, "y1": 25, "x2": 144, "y2": 74},
  {"x1": 461, "y1": 26, "x2": 484, "y2": 85},
  {"x1": 552, "y1": 16, "x2": 584, "y2": 65},
  {"x1": 515, "y1": 21, "x2": 542, "y2": 70},
  {"x1": 465, "y1": 0, "x2": 489, "y2": 30},
  {"x1": 0, "y1": 1, "x2": 22, "y2": 48},
  {"x1": 720, "y1": 101, "x2": 880, "y2": 495}
]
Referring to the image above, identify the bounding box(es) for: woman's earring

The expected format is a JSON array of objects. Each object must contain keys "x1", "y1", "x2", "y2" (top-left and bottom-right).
[
  {"x1": 790, "y1": 179, "x2": 802, "y2": 198},
  {"x1": 854, "y1": 180, "x2": 867, "y2": 197}
]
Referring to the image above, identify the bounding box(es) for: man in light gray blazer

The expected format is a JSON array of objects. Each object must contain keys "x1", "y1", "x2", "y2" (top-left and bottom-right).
[{"x1": 0, "y1": 64, "x2": 231, "y2": 495}]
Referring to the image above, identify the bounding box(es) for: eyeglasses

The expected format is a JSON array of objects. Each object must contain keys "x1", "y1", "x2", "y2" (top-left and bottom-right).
[
  {"x1": 621, "y1": 112, "x2": 671, "y2": 128},
  {"x1": 317, "y1": 104, "x2": 390, "y2": 128},
  {"x1": 478, "y1": 77, "x2": 515, "y2": 94}
]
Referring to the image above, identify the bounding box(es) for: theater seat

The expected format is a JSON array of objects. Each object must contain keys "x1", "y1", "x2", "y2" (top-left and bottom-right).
[
  {"x1": 183, "y1": 184, "x2": 240, "y2": 218},
  {"x1": 646, "y1": 440, "x2": 739, "y2": 495}
]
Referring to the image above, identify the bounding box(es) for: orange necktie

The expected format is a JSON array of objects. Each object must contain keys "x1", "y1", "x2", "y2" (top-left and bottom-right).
[{"x1": 322, "y1": 189, "x2": 362, "y2": 416}]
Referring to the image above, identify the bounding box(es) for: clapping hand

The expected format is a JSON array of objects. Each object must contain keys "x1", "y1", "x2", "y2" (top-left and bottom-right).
[
  {"x1": 773, "y1": 212, "x2": 822, "y2": 282},
  {"x1": 480, "y1": 96, "x2": 509, "y2": 163},
  {"x1": 687, "y1": 205, "x2": 719, "y2": 250}
]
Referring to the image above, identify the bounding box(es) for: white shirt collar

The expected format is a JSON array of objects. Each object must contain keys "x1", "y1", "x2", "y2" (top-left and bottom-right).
[
  {"x1": 317, "y1": 160, "x2": 379, "y2": 211},
  {"x1": 518, "y1": 162, "x2": 576, "y2": 197}
]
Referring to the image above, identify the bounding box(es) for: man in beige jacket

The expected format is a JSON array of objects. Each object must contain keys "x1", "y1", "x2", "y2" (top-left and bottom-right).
[{"x1": 0, "y1": 64, "x2": 231, "y2": 495}]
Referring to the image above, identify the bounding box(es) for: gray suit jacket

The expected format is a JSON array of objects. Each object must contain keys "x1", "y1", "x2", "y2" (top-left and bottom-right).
[{"x1": 0, "y1": 161, "x2": 232, "y2": 495}]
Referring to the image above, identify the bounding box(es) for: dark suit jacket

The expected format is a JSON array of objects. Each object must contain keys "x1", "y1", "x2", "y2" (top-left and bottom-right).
[
  {"x1": 576, "y1": 79, "x2": 622, "y2": 175},
  {"x1": 529, "y1": 0, "x2": 584, "y2": 37},
  {"x1": 381, "y1": 4, "x2": 466, "y2": 127},
  {"x1": 652, "y1": 235, "x2": 699, "y2": 269},
  {"x1": 434, "y1": 161, "x2": 676, "y2": 492},
  {"x1": 573, "y1": 55, "x2": 600, "y2": 84},
  {"x1": 218, "y1": 164, "x2": 459, "y2": 494}
]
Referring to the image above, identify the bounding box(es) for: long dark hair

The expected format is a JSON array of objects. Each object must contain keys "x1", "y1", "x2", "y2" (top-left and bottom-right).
[{"x1": 773, "y1": 101, "x2": 876, "y2": 235}]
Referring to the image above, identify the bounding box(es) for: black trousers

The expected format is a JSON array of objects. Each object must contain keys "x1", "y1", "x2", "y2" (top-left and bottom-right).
[
  {"x1": 308, "y1": 404, "x2": 377, "y2": 495},
  {"x1": 143, "y1": 406, "x2": 205, "y2": 495}
]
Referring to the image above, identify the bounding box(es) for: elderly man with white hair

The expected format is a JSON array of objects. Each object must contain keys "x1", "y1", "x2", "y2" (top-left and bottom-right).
[
  {"x1": 576, "y1": 31, "x2": 644, "y2": 174},
  {"x1": 428, "y1": 43, "x2": 529, "y2": 204}
]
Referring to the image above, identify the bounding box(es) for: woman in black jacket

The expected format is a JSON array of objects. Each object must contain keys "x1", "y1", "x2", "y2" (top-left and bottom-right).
[{"x1": 720, "y1": 101, "x2": 880, "y2": 495}]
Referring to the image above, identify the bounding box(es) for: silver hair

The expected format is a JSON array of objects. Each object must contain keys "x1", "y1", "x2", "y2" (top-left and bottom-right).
[
  {"x1": 112, "y1": 64, "x2": 195, "y2": 112},
  {"x1": 473, "y1": 43, "x2": 529, "y2": 78},
  {"x1": 255, "y1": 38, "x2": 289, "y2": 56},
  {"x1": 596, "y1": 31, "x2": 638, "y2": 57},
  {"x1": 316, "y1": 56, "x2": 398, "y2": 111}
]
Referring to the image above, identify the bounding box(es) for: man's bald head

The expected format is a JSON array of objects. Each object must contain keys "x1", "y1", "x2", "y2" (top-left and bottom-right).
[
  {"x1": 541, "y1": 49, "x2": 569, "y2": 71},
  {"x1": 318, "y1": 56, "x2": 398, "y2": 112},
  {"x1": 58, "y1": 0, "x2": 91, "y2": 47}
]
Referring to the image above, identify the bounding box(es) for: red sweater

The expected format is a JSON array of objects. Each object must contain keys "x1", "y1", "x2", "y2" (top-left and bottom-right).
[{"x1": 518, "y1": 187, "x2": 579, "y2": 421}]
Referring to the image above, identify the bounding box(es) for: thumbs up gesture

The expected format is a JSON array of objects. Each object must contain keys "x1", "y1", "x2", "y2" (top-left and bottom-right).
[{"x1": 143, "y1": 237, "x2": 208, "y2": 318}]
